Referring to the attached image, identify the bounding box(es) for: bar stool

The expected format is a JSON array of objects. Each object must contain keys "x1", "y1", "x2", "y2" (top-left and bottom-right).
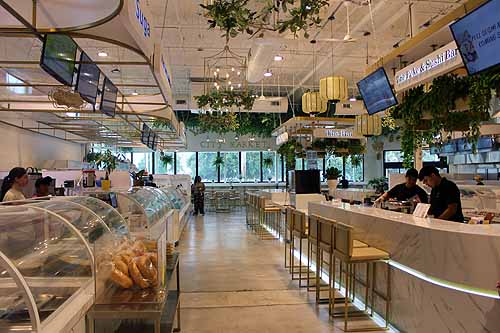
[
  {"x1": 290, "y1": 209, "x2": 309, "y2": 288},
  {"x1": 284, "y1": 207, "x2": 294, "y2": 270},
  {"x1": 257, "y1": 196, "x2": 280, "y2": 240},
  {"x1": 306, "y1": 215, "x2": 326, "y2": 297},
  {"x1": 331, "y1": 221, "x2": 391, "y2": 332}
]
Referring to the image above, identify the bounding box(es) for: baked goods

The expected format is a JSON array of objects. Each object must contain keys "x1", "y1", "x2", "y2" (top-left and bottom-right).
[
  {"x1": 128, "y1": 258, "x2": 150, "y2": 289},
  {"x1": 108, "y1": 239, "x2": 159, "y2": 290},
  {"x1": 111, "y1": 269, "x2": 133, "y2": 289}
]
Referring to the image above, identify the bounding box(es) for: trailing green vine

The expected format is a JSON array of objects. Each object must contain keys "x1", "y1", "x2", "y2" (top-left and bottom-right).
[
  {"x1": 195, "y1": 89, "x2": 256, "y2": 111},
  {"x1": 200, "y1": 0, "x2": 330, "y2": 40},
  {"x1": 392, "y1": 70, "x2": 498, "y2": 167},
  {"x1": 277, "y1": 139, "x2": 303, "y2": 170}
]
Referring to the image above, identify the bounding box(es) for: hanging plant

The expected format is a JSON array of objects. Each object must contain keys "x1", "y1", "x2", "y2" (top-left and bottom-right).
[
  {"x1": 200, "y1": 0, "x2": 330, "y2": 40},
  {"x1": 195, "y1": 89, "x2": 256, "y2": 111},
  {"x1": 263, "y1": 156, "x2": 274, "y2": 169},
  {"x1": 192, "y1": 112, "x2": 239, "y2": 135},
  {"x1": 213, "y1": 155, "x2": 225, "y2": 168},
  {"x1": 392, "y1": 71, "x2": 497, "y2": 167},
  {"x1": 159, "y1": 152, "x2": 174, "y2": 169},
  {"x1": 152, "y1": 119, "x2": 173, "y2": 130},
  {"x1": 277, "y1": 139, "x2": 303, "y2": 170}
]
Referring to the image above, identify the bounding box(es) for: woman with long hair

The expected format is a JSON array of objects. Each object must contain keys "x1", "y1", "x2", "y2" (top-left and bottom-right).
[
  {"x1": 1, "y1": 167, "x2": 28, "y2": 202},
  {"x1": 191, "y1": 175, "x2": 206, "y2": 216}
]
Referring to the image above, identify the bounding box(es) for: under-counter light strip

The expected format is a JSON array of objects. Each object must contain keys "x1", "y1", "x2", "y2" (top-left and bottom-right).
[{"x1": 387, "y1": 260, "x2": 500, "y2": 300}]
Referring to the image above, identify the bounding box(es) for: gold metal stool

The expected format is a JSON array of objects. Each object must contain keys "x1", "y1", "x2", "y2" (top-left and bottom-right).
[
  {"x1": 331, "y1": 221, "x2": 391, "y2": 332},
  {"x1": 257, "y1": 196, "x2": 280, "y2": 240},
  {"x1": 290, "y1": 209, "x2": 309, "y2": 288}
]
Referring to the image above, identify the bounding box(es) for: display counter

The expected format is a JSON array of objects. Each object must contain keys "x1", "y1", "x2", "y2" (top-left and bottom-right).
[
  {"x1": 309, "y1": 200, "x2": 500, "y2": 332},
  {"x1": 158, "y1": 187, "x2": 192, "y2": 245},
  {"x1": 331, "y1": 188, "x2": 376, "y2": 202}
]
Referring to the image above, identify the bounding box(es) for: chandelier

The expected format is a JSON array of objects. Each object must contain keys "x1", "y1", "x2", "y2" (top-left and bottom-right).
[{"x1": 203, "y1": 45, "x2": 248, "y2": 98}]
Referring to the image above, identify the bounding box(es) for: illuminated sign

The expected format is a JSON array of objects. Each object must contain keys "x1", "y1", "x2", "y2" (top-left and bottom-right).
[
  {"x1": 135, "y1": 0, "x2": 151, "y2": 38},
  {"x1": 395, "y1": 41, "x2": 463, "y2": 92},
  {"x1": 313, "y1": 128, "x2": 364, "y2": 139}
]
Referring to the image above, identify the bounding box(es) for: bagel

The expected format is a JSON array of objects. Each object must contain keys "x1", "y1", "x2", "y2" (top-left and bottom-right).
[
  {"x1": 112, "y1": 258, "x2": 128, "y2": 276},
  {"x1": 128, "y1": 258, "x2": 150, "y2": 289},
  {"x1": 136, "y1": 255, "x2": 158, "y2": 287},
  {"x1": 111, "y1": 269, "x2": 133, "y2": 289}
]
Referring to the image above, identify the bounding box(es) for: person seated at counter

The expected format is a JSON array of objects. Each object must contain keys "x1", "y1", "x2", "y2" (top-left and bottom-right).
[
  {"x1": 418, "y1": 166, "x2": 464, "y2": 223},
  {"x1": 375, "y1": 168, "x2": 428, "y2": 204}
]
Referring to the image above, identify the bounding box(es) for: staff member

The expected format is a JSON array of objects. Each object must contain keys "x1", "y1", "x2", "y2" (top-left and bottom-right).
[
  {"x1": 375, "y1": 168, "x2": 428, "y2": 203},
  {"x1": 0, "y1": 167, "x2": 28, "y2": 202},
  {"x1": 33, "y1": 176, "x2": 53, "y2": 198},
  {"x1": 418, "y1": 166, "x2": 464, "y2": 222}
]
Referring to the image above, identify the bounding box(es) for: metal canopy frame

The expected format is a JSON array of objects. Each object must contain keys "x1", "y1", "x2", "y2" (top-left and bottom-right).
[{"x1": 0, "y1": 1, "x2": 186, "y2": 149}]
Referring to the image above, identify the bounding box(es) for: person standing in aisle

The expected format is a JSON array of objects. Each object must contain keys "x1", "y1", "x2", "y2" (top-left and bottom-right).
[
  {"x1": 0, "y1": 167, "x2": 28, "y2": 202},
  {"x1": 418, "y1": 166, "x2": 464, "y2": 222},
  {"x1": 192, "y1": 175, "x2": 206, "y2": 216}
]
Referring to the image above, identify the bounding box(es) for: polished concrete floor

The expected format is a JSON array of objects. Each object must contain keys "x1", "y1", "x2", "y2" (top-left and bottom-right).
[{"x1": 177, "y1": 210, "x2": 387, "y2": 333}]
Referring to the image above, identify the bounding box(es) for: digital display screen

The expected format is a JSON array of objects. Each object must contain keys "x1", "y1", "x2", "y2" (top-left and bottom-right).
[
  {"x1": 100, "y1": 77, "x2": 118, "y2": 117},
  {"x1": 357, "y1": 67, "x2": 398, "y2": 115},
  {"x1": 450, "y1": 0, "x2": 500, "y2": 75},
  {"x1": 40, "y1": 34, "x2": 77, "y2": 86},
  {"x1": 76, "y1": 52, "x2": 100, "y2": 105}
]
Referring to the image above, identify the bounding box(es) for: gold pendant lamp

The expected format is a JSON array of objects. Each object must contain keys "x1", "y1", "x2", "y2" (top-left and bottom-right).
[
  {"x1": 319, "y1": 11, "x2": 349, "y2": 102},
  {"x1": 302, "y1": 92, "x2": 328, "y2": 114},
  {"x1": 355, "y1": 114, "x2": 382, "y2": 137}
]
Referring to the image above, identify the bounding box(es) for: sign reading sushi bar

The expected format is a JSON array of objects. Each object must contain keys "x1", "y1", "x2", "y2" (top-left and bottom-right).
[{"x1": 395, "y1": 41, "x2": 463, "y2": 92}]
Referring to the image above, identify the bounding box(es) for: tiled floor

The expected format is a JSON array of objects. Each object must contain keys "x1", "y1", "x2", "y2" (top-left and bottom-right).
[{"x1": 177, "y1": 211, "x2": 387, "y2": 332}]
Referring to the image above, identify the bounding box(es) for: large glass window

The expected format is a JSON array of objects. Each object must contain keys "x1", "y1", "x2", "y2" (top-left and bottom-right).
[
  {"x1": 154, "y1": 152, "x2": 174, "y2": 174},
  {"x1": 198, "y1": 152, "x2": 218, "y2": 182},
  {"x1": 345, "y1": 155, "x2": 364, "y2": 182},
  {"x1": 241, "y1": 151, "x2": 261, "y2": 182},
  {"x1": 221, "y1": 152, "x2": 240, "y2": 183},
  {"x1": 262, "y1": 151, "x2": 277, "y2": 182},
  {"x1": 176, "y1": 152, "x2": 196, "y2": 178},
  {"x1": 295, "y1": 158, "x2": 304, "y2": 171},
  {"x1": 134, "y1": 152, "x2": 153, "y2": 173},
  {"x1": 383, "y1": 150, "x2": 448, "y2": 177}
]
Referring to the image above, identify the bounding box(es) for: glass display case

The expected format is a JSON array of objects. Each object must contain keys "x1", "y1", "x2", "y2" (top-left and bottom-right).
[
  {"x1": 104, "y1": 187, "x2": 173, "y2": 237},
  {"x1": 159, "y1": 187, "x2": 188, "y2": 210},
  {"x1": 0, "y1": 205, "x2": 94, "y2": 332},
  {"x1": 64, "y1": 196, "x2": 129, "y2": 237}
]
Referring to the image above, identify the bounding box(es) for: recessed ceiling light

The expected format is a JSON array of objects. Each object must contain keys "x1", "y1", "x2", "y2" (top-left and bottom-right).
[
  {"x1": 264, "y1": 69, "x2": 273, "y2": 77},
  {"x1": 349, "y1": 97, "x2": 357, "y2": 102},
  {"x1": 132, "y1": 91, "x2": 139, "y2": 96},
  {"x1": 274, "y1": 55, "x2": 284, "y2": 61},
  {"x1": 98, "y1": 51, "x2": 108, "y2": 57},
  {"x1": 111, "y1": 68, "x2": 120, "y2": 74}
]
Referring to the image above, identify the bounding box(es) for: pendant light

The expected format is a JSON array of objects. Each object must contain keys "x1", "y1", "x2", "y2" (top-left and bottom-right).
[
  {"x1": 319, "y1": 12, "x2": 348, "y2": 102},
  {"x1": 302, "y1": 42, "x2": 327, "y2": 115},
  {"x1": 355, "y1": 114, "x2": 382, "y2": 137}
]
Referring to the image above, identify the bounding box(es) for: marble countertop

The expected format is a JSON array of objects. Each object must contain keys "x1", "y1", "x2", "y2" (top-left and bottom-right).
[{"x1": 309, "y1": 200, "x2": 500, "y2": 291}]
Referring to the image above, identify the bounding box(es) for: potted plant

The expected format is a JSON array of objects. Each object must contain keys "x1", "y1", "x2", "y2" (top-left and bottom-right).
[
  {"x1": 100, "y1": 150, "x2": 117, "y2": 190},
  {"x1": 159, "y1": 152, "x2": 174, "y2": 171},
  {"x1": 324, "y1": 167, "x2": 341, "y2": 193},
  {"x1": 368, "y1": 177, "x2": 388, "y2": 195}
]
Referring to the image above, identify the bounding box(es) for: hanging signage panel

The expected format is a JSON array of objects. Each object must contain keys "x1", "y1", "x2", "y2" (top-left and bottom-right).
[
  {"x1": 153, "y1": 44, "x2": 173, "y2": 105},
  {"x1": 312, "y1": 128, "x2": 364, "y2": 139},
  {"x1": 121, "y1": 0, "x2": 156, "y2": 60},
  {"x1": 394, "y1": 41, "x2": 463, "y2": 92}
]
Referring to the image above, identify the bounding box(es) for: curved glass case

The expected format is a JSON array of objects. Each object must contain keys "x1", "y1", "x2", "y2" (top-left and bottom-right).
[
  {"x1": 64, "y1": 196, "x2": 129, "y2": 237},
  {"x1": 0, "y1": 205, "x2": 93, "y2": 332},
  {"x1": 159, "y1": 187, "x2": 187, "y2": 210}
]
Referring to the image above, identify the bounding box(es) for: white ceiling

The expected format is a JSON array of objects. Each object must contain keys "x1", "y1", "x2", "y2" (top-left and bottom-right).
[{"x1": 148, "y1": 0, "x2": 465, "y2": 100}]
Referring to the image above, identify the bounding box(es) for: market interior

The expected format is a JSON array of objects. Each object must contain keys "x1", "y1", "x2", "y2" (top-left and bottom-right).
[{"x1": 0, "y1": 0, "x2": 499, "y2": 332}]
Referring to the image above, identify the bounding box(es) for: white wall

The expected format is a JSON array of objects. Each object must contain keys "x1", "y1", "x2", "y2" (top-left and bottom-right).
[
  {"x1": 364, "y1": 138, "x2": 401, "y2": 181},
  {"x1": 0, "y1": 122, "x2": 84, "y2": 171}
]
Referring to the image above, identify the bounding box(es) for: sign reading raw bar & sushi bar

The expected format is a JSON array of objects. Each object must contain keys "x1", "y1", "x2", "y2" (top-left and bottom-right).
[{"x1": 395, "y1": 41, "x2": 464, "y2": 92}]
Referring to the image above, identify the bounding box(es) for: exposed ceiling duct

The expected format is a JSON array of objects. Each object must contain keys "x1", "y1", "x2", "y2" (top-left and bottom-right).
[{"x1": 247, "y1": 38, "x2": 282, "y2": 83}]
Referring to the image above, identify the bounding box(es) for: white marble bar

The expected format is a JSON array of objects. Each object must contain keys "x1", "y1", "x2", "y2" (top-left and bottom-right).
[
  {"x1": 309, "y1": 200, "x2": 500, "y2": 290},
  {"x1": 309, "y1": 200, "x2": 500, "y2": 332},
  {"x1": 258, "y1": 189, "x2": 290, "y2": 205},
  {"x1": 332, "y1": 188, "x2": 377, "y2": 202}
]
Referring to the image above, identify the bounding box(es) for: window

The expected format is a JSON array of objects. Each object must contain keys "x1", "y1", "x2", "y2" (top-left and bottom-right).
[
  {"x1": 221, "y1": 152, "x2": 240, "y2": 183},
  {"x1": 6, "y1": 73, "x2": 32, "y2": 95},
  {"x1": 345, "y1": 155, "x2": 364, "y2": 182},
  {"x1": 384, "y1": 151, "x2": 403, "y2": 163},
  {"x1": 383, "y1": 150, "x2": 448, "y2": 177},
  {"x1": 154, "y1": 152, "x2": 174, "y2": 174},
  {"x1": 241, "y1": 151, "x2": 261, "y2": 182},
  {"x1": 277, "y1": 155, "x2": 284, "y2": 182},
  {"x1": 133, "y1": 152, "x2": 153, "y2": 173},
  {"x1": 295, "y1": 158, "x2": 304, "y2": 171},
  {"x1": 198, "y1": 152, "x2": 218, "y2": 182},
  {"x1": 176, "y1": 152, "x2": 196, "y2": 178},
  {"x1": 262, "y1": 151, "x2": 277, "y2": 182}
]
